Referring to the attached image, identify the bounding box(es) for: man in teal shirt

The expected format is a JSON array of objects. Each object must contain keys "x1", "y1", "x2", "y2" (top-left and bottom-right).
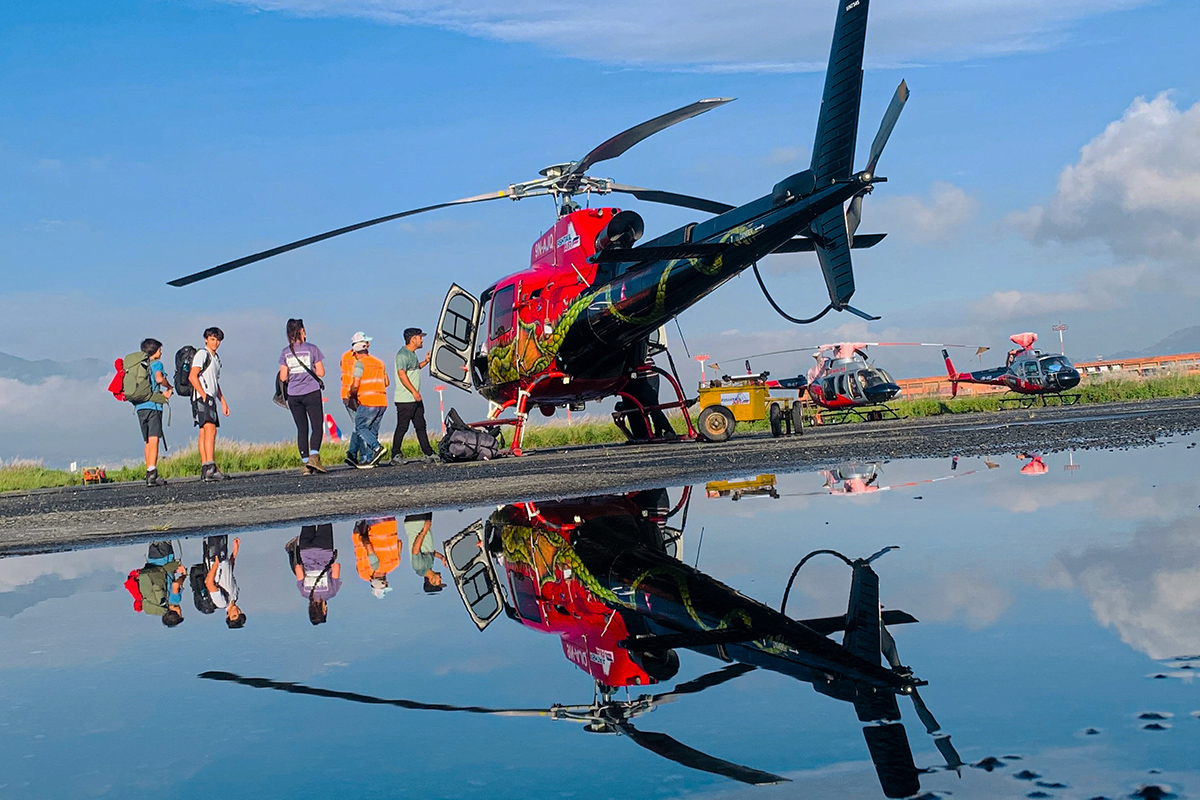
[{"x1": 391, "y1": 328, "x2": 436, "y2": 463}]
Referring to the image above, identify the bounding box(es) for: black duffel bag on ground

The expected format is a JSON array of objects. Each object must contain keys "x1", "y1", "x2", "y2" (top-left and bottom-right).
[{"x1": 438, "y1": 408, "x2": 500, "y2": 462}]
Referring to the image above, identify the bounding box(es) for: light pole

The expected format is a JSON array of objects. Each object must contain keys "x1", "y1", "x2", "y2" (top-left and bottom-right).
[
  {"x1": 1052, "y1": 323, "x2": 1068, "y2": 354},
  {"x1": 434, "y1": 385, "x2": 446, "y2": 434},
  {"x1": 694, "y1": 354, "x2": 710, "y2": 384}
]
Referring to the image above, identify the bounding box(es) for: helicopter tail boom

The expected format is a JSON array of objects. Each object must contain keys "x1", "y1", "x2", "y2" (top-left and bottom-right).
[{"x1": 942, "y1": 349, "x2": 961, "y2": 398}]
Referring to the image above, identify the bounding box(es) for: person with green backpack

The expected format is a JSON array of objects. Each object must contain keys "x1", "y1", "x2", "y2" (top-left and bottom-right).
[{"x1": 127, "y1": 338, "x2": 173, "y2": 487}]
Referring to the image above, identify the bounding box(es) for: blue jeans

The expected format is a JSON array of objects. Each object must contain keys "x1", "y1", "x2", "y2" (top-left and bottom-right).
[{"x1": 351, "y1": 405, "x2": 386, "y2": 462}]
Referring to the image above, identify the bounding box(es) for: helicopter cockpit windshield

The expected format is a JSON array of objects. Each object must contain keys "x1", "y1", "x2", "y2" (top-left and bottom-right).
[
  {"x1": 1039, "y1": 355, "x2": 1071, "y2": 374},
  {"x1": 858, "y1": 368, "x2": 894, "y2": 389}
]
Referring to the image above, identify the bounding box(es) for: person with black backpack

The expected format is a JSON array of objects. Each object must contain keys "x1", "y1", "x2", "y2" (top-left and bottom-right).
[
  {"x1": 204, "y1": 535, "x2": 246, "y2": 629},
  {"x1": 129, "y1": 338, "x2": 173, "y2": 486}
]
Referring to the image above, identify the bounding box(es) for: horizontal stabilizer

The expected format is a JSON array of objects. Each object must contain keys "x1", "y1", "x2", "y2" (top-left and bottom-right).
[
  {"x1": 774, "y1": 232, "x2": 886, "y2": 254},
  {"x1": 799, "y1": 609, "x2": 917, "y2": 636}
]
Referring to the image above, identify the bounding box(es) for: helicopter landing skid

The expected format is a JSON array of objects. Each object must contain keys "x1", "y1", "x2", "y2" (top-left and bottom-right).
[
  {"x1": 814, "y1": 404, "x2": 901, "y2": 425},
  {"x1": 998, "y1": 393, "x2": 1081, "y2": 410},
  {"x1": 611, "y1": 364, "x2": 698, "y2": 445}
]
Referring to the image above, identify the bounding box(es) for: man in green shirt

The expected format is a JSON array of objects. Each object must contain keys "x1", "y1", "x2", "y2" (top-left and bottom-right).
[
  {"x1": 391, "y1": 327, "x2": 436, "y2": 463},
  {"x1": 404, "y1": 512, "x2": 445, "y2": 593}
]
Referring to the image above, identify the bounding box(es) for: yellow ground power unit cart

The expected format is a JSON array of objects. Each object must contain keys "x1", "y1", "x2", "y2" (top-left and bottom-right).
[{"x1": 694, "y1": 373, "x2": 805, "y2": 442}]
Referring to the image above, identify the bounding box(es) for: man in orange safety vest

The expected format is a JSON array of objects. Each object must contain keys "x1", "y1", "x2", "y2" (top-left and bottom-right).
[{"x1": 341, "y1": 331, "x2": 390, "y2": 469}]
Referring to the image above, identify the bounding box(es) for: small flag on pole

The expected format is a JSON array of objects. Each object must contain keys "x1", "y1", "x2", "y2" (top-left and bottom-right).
[{"x1": 325, "y1": 413, "x2": 341, "y2": 442}]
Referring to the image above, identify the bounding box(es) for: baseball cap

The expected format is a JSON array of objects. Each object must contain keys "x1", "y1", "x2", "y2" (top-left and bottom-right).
[{"x1": 404, "y1": 327, "x2": 427, "y2": 343}]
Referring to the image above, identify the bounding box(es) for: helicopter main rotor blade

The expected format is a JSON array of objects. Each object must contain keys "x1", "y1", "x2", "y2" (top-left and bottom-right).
[
  {"x1": 650, "y1": 663, "x2": 756, "y2": 704},
  {"x1": 617, "y1": 721, "x2": 790, "y2": 786},
  {"x1": 569, "y1": 98, "x2": 734, "y2": 178},
  {"x1": 604, "y1": 183, "x2": 734, "y2": 215},
  {"x1": 167, "y1": 188, "x2": 525, "y2": 287},
  {"x1": 197, "y1": 670, "x2": 554, "y2": 717}
]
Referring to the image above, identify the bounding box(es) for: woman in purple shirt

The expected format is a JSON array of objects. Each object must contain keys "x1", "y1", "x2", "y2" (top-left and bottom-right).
[
  {"x1": 278, "y1": 318, "x2": 327, "y2": 475},
  {"x1": 293, "y1": 523, "x2": 341, "y2": 625}
]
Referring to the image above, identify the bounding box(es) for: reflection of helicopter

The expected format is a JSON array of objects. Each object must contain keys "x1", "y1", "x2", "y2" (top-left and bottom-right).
[
  {"x1": 168, "y1": 0, "x2": 907, "y2": 454},
  {"x1": 1018, "y1": 453, "x2": 1048, "y2": 476},
  {"x1": 705, "y1": 474, "x2": 780, "y2": 500},
  {"x1": 943, "y1": 333, "x2": 1081, "y2": 408},
  {"x1": 814, "y1": 462, "x2": 977, "y2": 495},
  {"x1": 717, "y1": 342, "x2": 973, "y2": 423}
]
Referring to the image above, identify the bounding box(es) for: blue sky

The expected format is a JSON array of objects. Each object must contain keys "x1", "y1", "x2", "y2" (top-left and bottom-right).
[{"x1": 2, "y1": 0, "x2": 1198, "y2": 464}]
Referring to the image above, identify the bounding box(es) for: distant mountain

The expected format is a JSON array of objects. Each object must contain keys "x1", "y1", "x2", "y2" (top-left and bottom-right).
[
  {"x1": 1106, "y1": 326, "x2": 1200, "y2": 361},
  {"x1": 0, "y1": 351, "x2": 107, "y2": 384}
]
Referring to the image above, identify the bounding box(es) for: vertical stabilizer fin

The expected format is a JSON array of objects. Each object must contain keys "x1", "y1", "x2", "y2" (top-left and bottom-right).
[
  {"x1": 812, "y1": 207, "x2": 855, "y2": 308},
  {"x1": 810, "y1": 0, "x2": 870, "y2": 182}
]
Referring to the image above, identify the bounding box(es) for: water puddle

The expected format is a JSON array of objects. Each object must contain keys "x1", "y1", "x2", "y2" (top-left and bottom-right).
[{"x1": 2, "y1": 441, "x2": 1198, "y2": 798}]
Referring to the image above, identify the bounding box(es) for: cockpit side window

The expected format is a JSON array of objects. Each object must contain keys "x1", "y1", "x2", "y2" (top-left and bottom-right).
[
  {"x1": 489, "y1": 285, "x2": 516, "y2": 340},
  {"x1": 1023, "y1": 360, "x2": 1040, "y2": 376}
]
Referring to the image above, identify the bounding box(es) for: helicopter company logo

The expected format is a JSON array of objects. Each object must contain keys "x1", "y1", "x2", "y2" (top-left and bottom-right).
[
  {"x1": 556, "y1": 222, "x2": 580, "y2": 251},
  {"x1": 591, "y1": 649, "x2": 614, "y2": 675}
]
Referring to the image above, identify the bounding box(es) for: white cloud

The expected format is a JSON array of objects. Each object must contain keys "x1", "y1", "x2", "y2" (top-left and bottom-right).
[
  {"x1": 967, "y1": 263, "x2": 1164, "y2": 322},
  {"x1": 215, "y1": 0, "x2": 1150, "y2": 70},
  {"x1": 1019, "y1": 92, "x2": 1200, "y2": 264},
  {"x1": 877, "y1": 181, "x2": 979, "y2": 244}
]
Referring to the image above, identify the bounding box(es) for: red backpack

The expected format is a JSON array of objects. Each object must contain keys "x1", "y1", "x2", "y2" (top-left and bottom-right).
[
  {"x1": 108, "y1": 358, "x2": 126, "y2": 401},
  {"x1": 123, "y1": 569, "x2": 143, "y2": 612}
]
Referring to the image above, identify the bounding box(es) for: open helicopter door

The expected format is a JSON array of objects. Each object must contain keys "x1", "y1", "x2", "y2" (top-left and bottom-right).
[
  {"x1": 430, "y1": 284, "x2": 482, "y2": 392},
  {"x1": 444, "y1": 520, "x2": 504, "y2": 631}
]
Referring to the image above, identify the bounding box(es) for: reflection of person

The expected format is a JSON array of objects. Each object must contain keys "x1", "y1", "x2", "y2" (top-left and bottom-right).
[
  {"x1": 353, "y1": 517, "x2": 401, "y2": 598},
  {"x1": 205, "y1": 535, "x2": 247, "y2": 628},
  {"x1": 405, "y1": 513, "x2": 445, "y2": 593},
  {"x1": 293, "y1": 523, "x2": 341, "y2": 624},
  {"x1": 138, "y1": 540, "x2": 186, "y2": 627}
]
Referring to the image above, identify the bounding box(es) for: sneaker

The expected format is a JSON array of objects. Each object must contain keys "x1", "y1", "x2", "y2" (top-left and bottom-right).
[
  {"x1": 307, "y1": 453, "x2": 327, "y2": 474},
  {"x1": 367, "y1": 445, "x2": 387, "y2": 467},
  {"x1": 389, "y1": 456, "x2": 406, "y2": 466},
  {"x1": 423, "y1": 454, "x2": 441, "y2": 464},
  {"x1": 344, "y1": 455, "x2": 358, "y2": 468},
  {"x1": 355, "y1": 459, "x2": 376, "y2": 470},
  {"x1": 204, "y1": 467, "x2": 229, "y2": 482},
  {"x1": 199, "y1": 462, "x2": 213, "y2": 481},
  {"x1": 146, "y1": 471, "x2": 168, "y2": 487}
]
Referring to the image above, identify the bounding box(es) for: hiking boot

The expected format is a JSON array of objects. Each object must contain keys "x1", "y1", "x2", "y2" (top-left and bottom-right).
[
  {"x1": 200, "y1": 463, "x2": 213, "y2": 481},
  {"x1": 204, "y1": 467, "x2": 229, "y2": 482},
  {"x1": 301, "y1": 464, "x2": 316, "y2": 476},
  {"x1": 367, "y1": 445, "x2": 387, "y2": 467},
  {"x1": 307, "y1": 452, "x2": 328, "y2": 474},
  {"x1": 146, "y1": 471, "x2": 168, "y2": 487}
]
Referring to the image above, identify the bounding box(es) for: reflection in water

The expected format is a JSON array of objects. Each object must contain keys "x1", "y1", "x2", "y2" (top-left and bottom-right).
[
  {"x1": 288, "y1": 523, "x2": 341, "y2": 625},
  {"x1": 197, "y1": 535, "x2": 246, "y2": 628},
  {"x1": 352, "y1": 518, "x2": 400, "y2": 598},
  {"x1": 204, "y1": 489, "x2": 961, "y2": 798},
  {"x1": 405, "y1": 512, "x2": 446, "y2": 593},
  {"x1": 129, "y1": 540, "x2": 187, "y2": 627}
]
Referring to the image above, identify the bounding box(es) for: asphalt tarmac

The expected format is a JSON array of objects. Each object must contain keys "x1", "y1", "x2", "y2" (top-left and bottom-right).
[{"x1": 3, "y1": 395, "x2": 1199, "y2": 555}]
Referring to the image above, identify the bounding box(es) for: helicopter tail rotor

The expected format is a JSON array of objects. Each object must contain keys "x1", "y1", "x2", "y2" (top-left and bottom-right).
[{"x1": 942, "y1": 349, "x2": 961, "y2": 398}]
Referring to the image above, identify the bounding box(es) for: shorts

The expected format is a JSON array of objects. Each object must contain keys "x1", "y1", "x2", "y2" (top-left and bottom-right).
[
  {"x1": 193, "y1": 395, "x2": 220, "y2": 428},
  {"x1": 137, "y1": 408, "x2": 164, "y2": 442}
]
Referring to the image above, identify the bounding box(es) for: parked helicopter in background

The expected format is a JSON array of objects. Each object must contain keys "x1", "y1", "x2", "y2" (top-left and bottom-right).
[
  {"x1": 943, "y1": 332, "x2": 1081, "y2": 408},
  {"x1": 169, "y1": 0, "x2": 908, "y2": 454},
  {"x1": 716, "y1": 342, "x2": 974, "y2": 423}
]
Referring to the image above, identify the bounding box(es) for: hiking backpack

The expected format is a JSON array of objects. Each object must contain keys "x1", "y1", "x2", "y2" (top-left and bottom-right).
[
  {"x1": 174, "y1": 346, "x2": 199, "y2": 397},
  {"x1": 189, "y1": 563, "x2": 218, "y2": 614},
  {"x1": 122, "y1": 351, "x2": 154, "y2": 404},
  {"x1": 108, "y1": 358, "x2": 127, "y2": 401}
]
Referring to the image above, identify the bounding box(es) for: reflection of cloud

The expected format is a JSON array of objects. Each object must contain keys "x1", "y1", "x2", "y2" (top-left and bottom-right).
[
  {"x1": 218, "y1": 0, "x2": 1150, "y2": 70},
  {"x1": 902, "y1": 570, "x2": 1012, "y2": 630},
  {"x1": 1058, "y1": 517, "x2": 1200, "y2": 660}
]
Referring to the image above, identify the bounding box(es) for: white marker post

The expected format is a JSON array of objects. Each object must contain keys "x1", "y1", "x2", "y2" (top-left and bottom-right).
[
  {"x1": 694, "y1": 354, "x2": 710, "y2": 384},
  {"x1": 1053, "y1": 323, "x2": 1068, "y2": 354},
  {"x1": 434, "y1": 385, "x2": 446, "y2": 434}
]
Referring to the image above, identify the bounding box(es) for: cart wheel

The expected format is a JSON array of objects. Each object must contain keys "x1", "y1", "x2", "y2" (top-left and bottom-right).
[
  {"x1": 769, "y1": 403, "x2": 784, "y2": 437},
  {"x1": 697, "y1": 406, "x2": 736, "y2": 442},
  {"x1": 791, "y1": 403, "x2": 804, "y2": 435}
]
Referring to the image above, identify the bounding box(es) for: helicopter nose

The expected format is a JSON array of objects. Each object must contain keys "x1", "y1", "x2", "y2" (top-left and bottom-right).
[
  {"x1": 1058, "y1": 369, "x2": 1081, "y2": 390},
  {"x1": 864, "y1": 382, "x2": 901, "y2": 403}
]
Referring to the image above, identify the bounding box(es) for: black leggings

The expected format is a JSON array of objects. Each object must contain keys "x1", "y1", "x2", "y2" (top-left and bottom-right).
[{"x1": 287, "y1": 389, "x2": 324, "y2": 458}]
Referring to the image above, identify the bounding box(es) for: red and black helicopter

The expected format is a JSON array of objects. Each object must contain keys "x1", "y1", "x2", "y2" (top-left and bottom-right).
[
  {"x1": 202, "y1": 488, "x2": 962, "y2": 797},
  {"x1": 943, "y1": 332, "x2": 1081, "y2": 408},
  {"x1": 168, "y1": 0, "x2": 908, "y2": 453}
]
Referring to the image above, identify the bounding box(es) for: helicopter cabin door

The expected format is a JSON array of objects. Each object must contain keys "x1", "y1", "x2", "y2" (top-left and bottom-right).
[
  {"x1": 444, "y1": 520, "x2": 505, "y2": 631},
  {"x1": 430, "y1": 284, "x2": 482, "y2": 392}
]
